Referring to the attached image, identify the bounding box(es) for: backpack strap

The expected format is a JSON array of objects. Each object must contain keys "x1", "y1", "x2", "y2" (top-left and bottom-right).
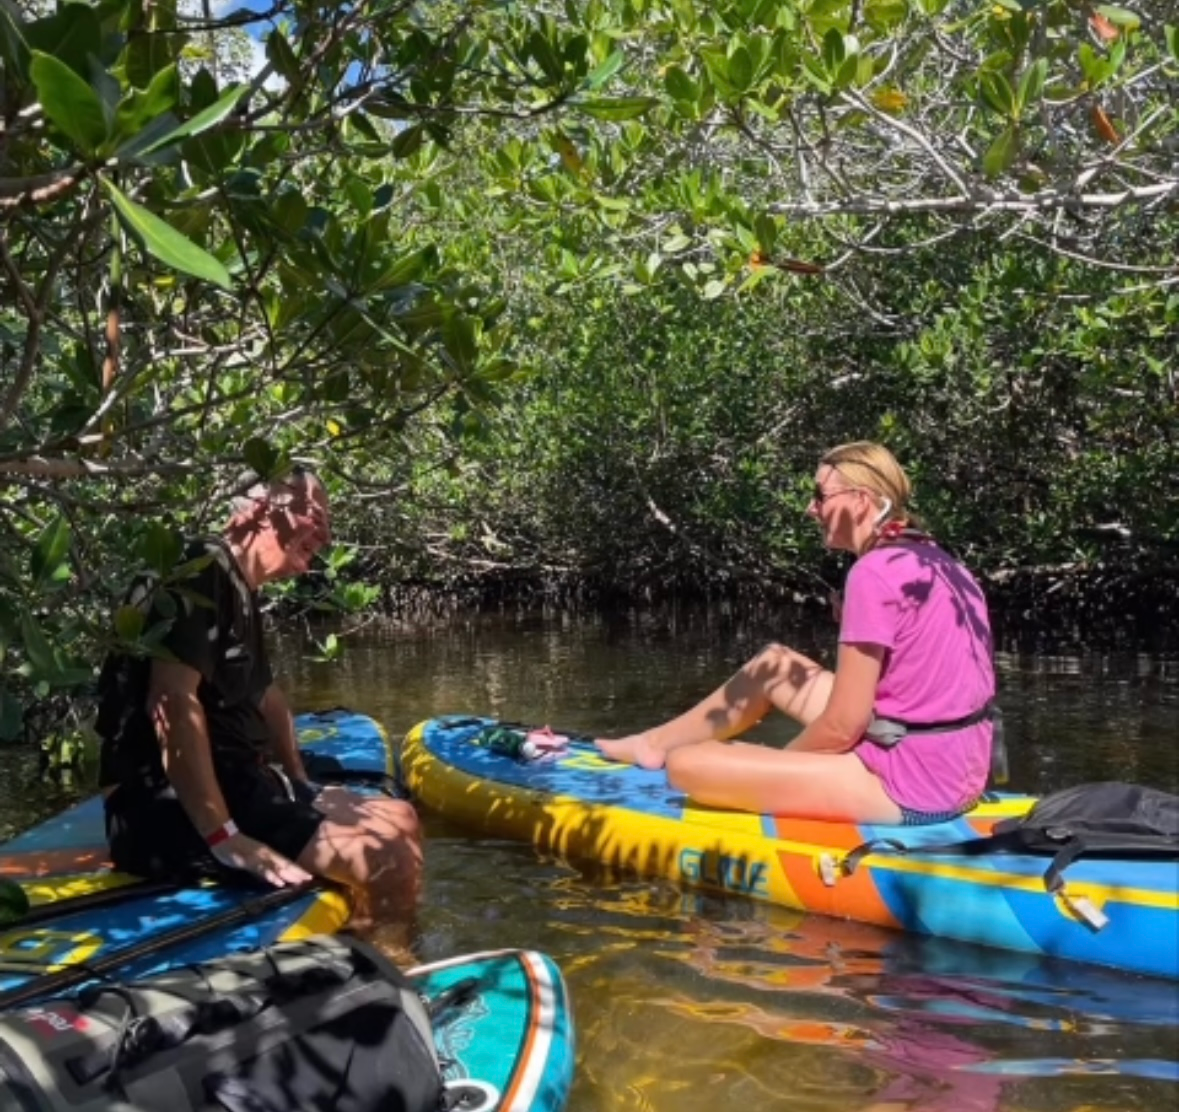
[
  {"x1": 1042, "y1": 838, "x2": 1087, "y2": 895},
  {"x1": 832, "y1": 829, "x2": 1025, "y2": 881}
]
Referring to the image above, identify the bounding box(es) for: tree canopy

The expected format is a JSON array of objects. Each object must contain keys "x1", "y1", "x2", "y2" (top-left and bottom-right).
[{"x1": 1, "y1": 0, "x2": 1177, "y2": 741}]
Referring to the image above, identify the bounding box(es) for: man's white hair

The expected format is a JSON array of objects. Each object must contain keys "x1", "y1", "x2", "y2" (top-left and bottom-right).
[{"x1": 229, "y1": 466, "x2": 320, "y2": 516}]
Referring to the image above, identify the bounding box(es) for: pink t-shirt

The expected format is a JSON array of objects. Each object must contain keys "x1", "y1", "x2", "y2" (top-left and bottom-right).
[{"x1": 839, "y1": 540, "x2": 995, "y2": 813}]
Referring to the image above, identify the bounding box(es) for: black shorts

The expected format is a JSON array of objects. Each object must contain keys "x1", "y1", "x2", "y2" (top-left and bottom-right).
[{"x1": 106, "y1": 765, "x2": 325, "y2": 881}]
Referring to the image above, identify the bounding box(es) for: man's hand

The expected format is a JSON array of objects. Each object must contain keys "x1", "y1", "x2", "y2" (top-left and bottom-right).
[{"x1": 210, "y1": 831, "x2": 313, "y2": 887}]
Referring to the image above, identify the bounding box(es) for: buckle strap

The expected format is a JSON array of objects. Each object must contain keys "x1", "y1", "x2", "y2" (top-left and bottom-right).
[{"x1": 865, "y1": 700, "x2": 996, "y2": 747}]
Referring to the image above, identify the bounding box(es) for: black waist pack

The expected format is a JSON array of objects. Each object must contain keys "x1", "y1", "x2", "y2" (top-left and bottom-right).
[{"x1": 0, "y1": 935, "x2": 444, "y2": 1112}]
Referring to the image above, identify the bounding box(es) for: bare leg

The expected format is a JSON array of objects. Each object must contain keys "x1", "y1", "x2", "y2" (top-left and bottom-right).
[
  {"x1": 295, "y1": 787, "x2": 423, "y2": 928},
  {"x1": 597, "y1": 642, "x2": 833, "y2": 770},
  {"x1": 666, "y1": 743, "x2": 902, "y2": 822}
]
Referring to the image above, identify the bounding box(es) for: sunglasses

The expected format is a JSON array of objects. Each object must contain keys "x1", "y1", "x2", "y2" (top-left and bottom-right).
[{"x1": 812, "y1": 484, "x2": 861, "y2": 506}]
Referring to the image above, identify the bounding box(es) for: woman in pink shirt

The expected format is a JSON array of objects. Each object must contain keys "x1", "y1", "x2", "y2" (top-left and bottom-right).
[{"x1": 596, "y1": 441, "x2": 996, "y2": 824}]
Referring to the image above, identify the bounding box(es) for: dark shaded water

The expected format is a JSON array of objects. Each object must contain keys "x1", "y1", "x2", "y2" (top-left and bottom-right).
[{"x1": 3, "y1": 608, "x2": 1178, "y2": 1111}]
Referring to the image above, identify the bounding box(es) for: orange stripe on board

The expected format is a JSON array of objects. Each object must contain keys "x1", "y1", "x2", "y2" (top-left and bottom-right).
[
  {"x1": 769, "y1": 818, "x2": 865, "y2": 851},
  {"x1": 0, "y1": 849, "x2": 111, "y2": 878},
  {"x1": 500, "y1": 955, "x2": 543, "y2": 1111},
  {"x1": 966, "y1": 817, "x2": 1002, "y2": 836},
  {"x1": 776, "y1": 848, "x2": 902, "y2": 930}
]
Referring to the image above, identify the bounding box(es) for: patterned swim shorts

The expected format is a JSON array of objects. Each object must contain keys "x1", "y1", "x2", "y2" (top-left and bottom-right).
[{"x1": 898, "y1": 799, "x2": 979, "y2": 827}]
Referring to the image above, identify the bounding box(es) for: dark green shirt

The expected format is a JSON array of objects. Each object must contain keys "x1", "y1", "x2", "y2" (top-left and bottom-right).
[{"x1": 97, "y1": 536, "x2": 274, "y2": 795}]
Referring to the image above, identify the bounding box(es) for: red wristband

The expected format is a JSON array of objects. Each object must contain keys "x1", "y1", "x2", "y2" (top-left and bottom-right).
[{"x1": 204, "y1": 820, "x2": 239, "y2": 848}]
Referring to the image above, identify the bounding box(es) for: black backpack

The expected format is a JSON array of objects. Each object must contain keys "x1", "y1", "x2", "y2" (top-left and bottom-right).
[
  {"x1": 987, "y1": 781, "x2": 1179, "y2": 891},
  {"x1": 0, "y1": 934, "x2": 464, "y2": 1112},
  {"x1": 836, "y1": 782, "x2": 1179, "y2": 920}
]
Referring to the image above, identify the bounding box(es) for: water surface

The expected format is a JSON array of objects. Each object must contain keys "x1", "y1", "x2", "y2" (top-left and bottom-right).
[
  {"x1": 280, "y1": 610, "x2": 1179, "y2": 1112},
  {"x1": 3, "y1": 608, "x2": 1177, "y2": 1111}
]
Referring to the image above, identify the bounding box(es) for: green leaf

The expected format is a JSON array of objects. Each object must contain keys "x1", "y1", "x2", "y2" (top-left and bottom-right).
[
  {"x1": 30, "y1": 515, "x2": 71, "y2": 586},
  {"x1": 585, "y1": 49, "x2": 623, "y2": 90},
  {"x1": 979, "y1": 71, "x2": 1016, "y2": 117},
  {"x1": 29, "y1": 49, "x2": 107, "y2": 154},
  {"x1": 1164, "y1": 25, "x2": 1178, "y2": 64},
  {"x1": 822, "y1": 28, "x2": 846, "y2": 74},
  {"x1": 700, "y1": 45, "x2": 736, "y2": 94},
  {"x1": 24, "y1": 2, "x2": 102, "y2": 79},
  {"x1": 728, "y1": 45, "x2": 753, "y2": 91},
  {"x1": 271, "y1": 187, "x2": 308, "y2": 235},
  {"x1": 102, "y1": 178, "x2": 232, "y2": 289},
  {"x1": 366, "y1": 93, "x2": 414, "y2": 120},
  {"x1": 346, "y1": 112, "x2": 382, "y2": 145},
  {"x1": 168, "y1": 553, "x2": 214, "y2": 584},
  {"x1": 243, "y1": 436, "x2": 280, "y2": 478},
  {"x1": 754, "y1": 212, "x2": 778, "y2": 254},
  {"x1": 140, "y1": 84, "x2": 247, "y2": 156},
  {"x1": 1095, "y1": 5, "x2": 1141, "y2": 30},
  {"x1": 266, "y1": 28, "x2": 300, "y2": 85},
  {"x1": 124, "y1": 29, "x2": 186, "y2": 88},
  {"x1": 529, "y1": 28, "x2": 564, "y2": 83},
  {"x1": 1016, "y1": 58, "x2": 1047, "y2": 114},
  {"x1": 19, "y1": 610, "x2": 56, "y2": 677},
  {"x1": 391, "y1": 124, "x2": 424, "y2": 159},
  {"x1": 702, "y1": 279, "x2": 728, "y2": 299},
  {"x1": 864, "y1": 0, "x2": 909, "y2": 32},
  {"x1": 111, "y1": 62, "x2": 179, "y2": 148},
  {"x1": 114, "y1": 603, "x2": 145, "y2": 641},
  {"x1": 982, "y1": 125, "x2": 1018, "y2": 178},
  {"x1": 1077, "y1": 43, "x2": 1105, "y2": 86},
  {"x1": 444, "y1": 314, "x2": 479, "y2": 374},
  {"x1": 664, "y1": 65, "x2": 697, "y2": 102},
  {"x1": 577, "y1": 96, "x2": 658, "y2": 120},
  {"x1": 370, "y1": 247, "x2": 434, "y2": 292}
]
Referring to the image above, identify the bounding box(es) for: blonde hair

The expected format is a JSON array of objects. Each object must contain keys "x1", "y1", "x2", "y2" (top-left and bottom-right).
[{"x1": 820, "y1": 441, "x2": 919, "y2": 528}]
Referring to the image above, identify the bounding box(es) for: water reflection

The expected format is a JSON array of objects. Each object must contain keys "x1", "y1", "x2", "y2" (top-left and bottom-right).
[{"x1": 414, "y1": 819, "x2": 1178, "y2": 1112}]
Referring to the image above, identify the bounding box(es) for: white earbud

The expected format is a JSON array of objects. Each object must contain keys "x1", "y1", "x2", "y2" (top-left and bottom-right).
[{"x1": 873, "y1": 497, "x2": 893, "y2": 529}]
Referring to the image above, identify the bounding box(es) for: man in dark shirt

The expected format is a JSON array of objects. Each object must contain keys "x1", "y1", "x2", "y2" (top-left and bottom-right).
[{"x1": 97, "y1": 469, "x2": 421, "y2": 920}]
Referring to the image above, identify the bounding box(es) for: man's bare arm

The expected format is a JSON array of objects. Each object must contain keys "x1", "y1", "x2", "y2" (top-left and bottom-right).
[
  {"x1": 259, "y1": 683, "x2": 308, "y2": 782},
  {"x1": 148, "y1": 658, "x2": 231, "y2": 837},
  {"x1": 148, "y1": 659, "x2": 312, "y2": 887}
]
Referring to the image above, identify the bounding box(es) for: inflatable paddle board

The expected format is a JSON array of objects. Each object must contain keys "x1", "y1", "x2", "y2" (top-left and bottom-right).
[{"x1": 400, "y1": 715, "x2": 1179, "y2": 980}]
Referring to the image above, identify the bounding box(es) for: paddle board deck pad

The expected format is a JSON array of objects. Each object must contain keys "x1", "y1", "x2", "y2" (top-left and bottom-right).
[
  {"x1": 0, "y1": 710, "x2": 387, "y2": 986},
  {"x1": 414, "y1": 948, "x2": 575, "y2": 1112},
  {"x1": 400, "y1": 716, "x2": 1179, "y2": 980}
]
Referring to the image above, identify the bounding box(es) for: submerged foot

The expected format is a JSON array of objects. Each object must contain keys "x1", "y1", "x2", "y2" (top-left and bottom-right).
[{"x1": 595, "y1": 733, "x2": 667, "y2": 771}]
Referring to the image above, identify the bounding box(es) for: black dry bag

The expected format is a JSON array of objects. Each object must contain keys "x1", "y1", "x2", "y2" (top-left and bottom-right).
[
  {"x1": 0, "y1": 934, "x2": 444, "y2": 1112},
  {"x1": 990, "y1": 780, "x2": 1179, "y2": 892}
]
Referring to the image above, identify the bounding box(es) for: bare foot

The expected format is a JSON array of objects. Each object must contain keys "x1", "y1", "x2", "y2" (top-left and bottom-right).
[{"x1": 595, "y1": 733, "x2": 667, "y2": 771}]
